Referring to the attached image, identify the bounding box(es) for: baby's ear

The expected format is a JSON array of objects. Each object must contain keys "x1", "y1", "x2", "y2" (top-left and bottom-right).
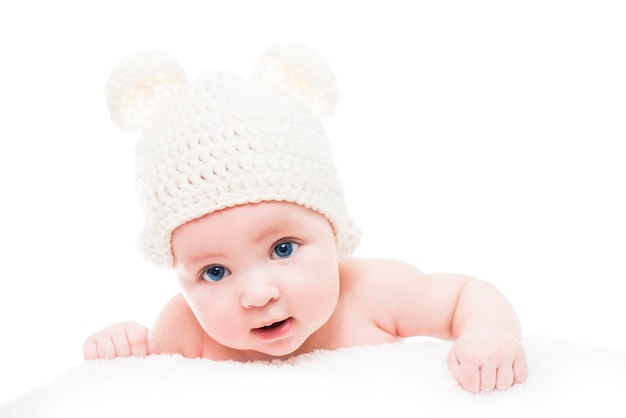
[
  {"x1": 253, "y1": 44, "x2": 338, "y2": 120},
  {"x1": 105, "y1": 50, "x2": 189, "y2": 133}
]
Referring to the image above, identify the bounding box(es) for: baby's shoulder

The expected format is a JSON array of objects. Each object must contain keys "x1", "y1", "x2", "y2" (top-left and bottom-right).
[
  {"x1": 339, "y1": 257, "x2": 424, "y2": 282},
  {"x1": 338, "y1": 257, "x2": 425, "y2": 296},
  {"x1": 335, "y1": 257, "x2": 428, "y2": 336},
  {"x1": 153, "y1": 293, "x2": 207, "y2": 357}
]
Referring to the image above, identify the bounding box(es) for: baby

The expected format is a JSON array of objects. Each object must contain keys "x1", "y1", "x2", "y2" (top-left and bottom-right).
[{"x1": 84, "y1": 44, "x2": 527, "y2": 393}]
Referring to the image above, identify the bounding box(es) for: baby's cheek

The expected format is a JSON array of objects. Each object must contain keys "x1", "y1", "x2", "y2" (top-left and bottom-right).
[
  {"x1": 302, "y1": 276, "x2": 339, "y2": 321},
  {"x1": 203, "y1": 297, "x2": 247, "y2": 340}
]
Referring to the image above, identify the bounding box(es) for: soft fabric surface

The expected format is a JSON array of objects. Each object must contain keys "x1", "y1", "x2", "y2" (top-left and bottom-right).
[{"x1": 2, "y1": 336, "x2": 624, "y2": 417}]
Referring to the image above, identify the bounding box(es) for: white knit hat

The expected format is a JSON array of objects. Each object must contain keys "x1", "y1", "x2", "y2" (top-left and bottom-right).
[{"x1": 105, "y1": 44, "x2": 361, "y2": 268}]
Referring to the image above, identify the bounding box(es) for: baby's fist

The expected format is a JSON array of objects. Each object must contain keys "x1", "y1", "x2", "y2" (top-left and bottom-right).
[
  {"x1": 447, "y1": 329, "x2": 528, "y2": 393},
  {"x1": 83, "y1": 321, "x2": 161, "y2": 360}
]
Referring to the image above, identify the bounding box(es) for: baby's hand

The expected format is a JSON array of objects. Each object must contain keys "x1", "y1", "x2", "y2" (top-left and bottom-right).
[
  {"x1": 83, "y1": 321, "x2": 161, "y2": 360},
  {"x1": 447, "y1": 329, "x2": 528, "y2": 393}
]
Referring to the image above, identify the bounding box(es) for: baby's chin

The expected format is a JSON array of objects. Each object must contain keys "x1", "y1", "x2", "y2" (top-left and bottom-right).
[{"x1": 237, "y1": 344, "x2": 304, "y2": 362}]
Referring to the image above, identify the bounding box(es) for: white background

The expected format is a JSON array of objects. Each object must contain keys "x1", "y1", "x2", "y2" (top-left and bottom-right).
[{"x1": 1, "y1": 0, "x2": 624, "y2": 403}]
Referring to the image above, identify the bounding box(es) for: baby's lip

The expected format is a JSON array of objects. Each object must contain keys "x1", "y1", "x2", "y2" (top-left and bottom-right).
[{"x1": 251, "y1": 317, "x2": 293, "y2": 341}]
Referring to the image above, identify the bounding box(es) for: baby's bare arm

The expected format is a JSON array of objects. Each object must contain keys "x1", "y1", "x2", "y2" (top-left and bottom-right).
[
  {"x1": 152, "y1": 293, "x2": 208, "y2": 358},
  {"x1": 449, "y1": 278, "x2": 522, "y2": 340},
  {"x1": 83, "y1": 294, "x2": 203, "y2": 360},
  {"x1": 444, "y1": 278, "x2": 527, "y2": 392},
  {"x1": 343, "y1": 258, "x2": 527, "y2": 392}
]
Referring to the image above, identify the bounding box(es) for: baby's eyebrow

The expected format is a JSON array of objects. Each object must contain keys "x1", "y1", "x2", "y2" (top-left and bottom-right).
[
  {"x1": 252, "y1": 219, "x2": 304, "y2": 243},
  {"x1": 174, "y1": 249, "x2": 225, "y2": 274}
]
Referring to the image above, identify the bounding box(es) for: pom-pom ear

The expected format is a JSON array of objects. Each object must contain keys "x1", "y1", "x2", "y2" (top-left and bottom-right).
[
  {"x1": 253, "y1": 44, "x2": 339, "y2": 120},
  {"x1": 105, "y1": 50, "x2": 189, "y2": 133}
]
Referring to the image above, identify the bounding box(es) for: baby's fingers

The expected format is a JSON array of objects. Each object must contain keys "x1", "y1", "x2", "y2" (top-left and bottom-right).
[
  {"x1": 105, "y1": 330, "x2": 129, "y2": 357},
  {"x1": 513, "y1": 356, "x2": 529, "y2": 384},
  {"x1": 495, "y1": 356, "x2": 528, "y2": 390},
  {"x1": 458, "y1": 364, "x2": 481, "y2": 393},
  {"x1": 448, "y1": 354, "x2": 481, "y2": 393},
  {"x1": 455, "y1": 363, "x2": 510, "y2": 393},
  {"x1": 448, "y1": 351, "x2": 524, "y2": 392},
  {"x1": 479, "y1": 365, "x2": 497, "y2": 392},
  {"x1": 495, "y1": 365, "x2": 514, "y2": 390},
  {"x1": 82, "y1": 339, "x2": 99, "y2": 360},
  {"x1": 86, "y1": 335, "x2": 118, "y2": 359},
  {"x1": 82, "y1": 322, "x2": 160, "y2": 360},
  {"x1": 125, "y1": 326, "x2": 159, "y2": 357}
]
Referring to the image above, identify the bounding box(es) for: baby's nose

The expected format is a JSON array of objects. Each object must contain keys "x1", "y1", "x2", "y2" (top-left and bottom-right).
[{"x1": 240, "y1": 278, "x2": 280, "y2": 308}]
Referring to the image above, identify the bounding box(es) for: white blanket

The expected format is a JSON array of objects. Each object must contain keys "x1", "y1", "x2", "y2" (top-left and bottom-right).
[{"x1": 2, "y1": 336, "x2": 624, "y2": 417}]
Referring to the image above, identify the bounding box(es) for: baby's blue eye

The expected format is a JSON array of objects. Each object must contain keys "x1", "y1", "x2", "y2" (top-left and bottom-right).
[
  {"x1": 201, "y1": 265, "x2": 229, "y2": 282},
  {"x1": 272, "y1": 241, "x2": 298, "y2": 259}
]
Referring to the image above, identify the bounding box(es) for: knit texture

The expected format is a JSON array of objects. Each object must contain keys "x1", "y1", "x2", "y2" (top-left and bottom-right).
[{"x1": 105, "y1": 45, "x2": 361, "y2": 268}]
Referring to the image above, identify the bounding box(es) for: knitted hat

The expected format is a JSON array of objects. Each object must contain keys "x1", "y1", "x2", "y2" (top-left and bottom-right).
[{"x1": 105, "y1": 44, "x2": 361, "y2": 268}]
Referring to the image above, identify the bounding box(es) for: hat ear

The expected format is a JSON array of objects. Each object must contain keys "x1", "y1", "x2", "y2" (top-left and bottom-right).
[
  {"x1": 105, "y1": 50, "x2": 189, "y2": 133},
  {"x1": 253, "y1": 44, "x2": 338, "y2": 120}
]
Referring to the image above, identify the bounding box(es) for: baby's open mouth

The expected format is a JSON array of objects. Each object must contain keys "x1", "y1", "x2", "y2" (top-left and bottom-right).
[
  {"x1": 252, "y1": 318, "x2": 293, "y2": 341},
  {"x1": 260, "y1": 320, "x2": 287, "y2": 330}
]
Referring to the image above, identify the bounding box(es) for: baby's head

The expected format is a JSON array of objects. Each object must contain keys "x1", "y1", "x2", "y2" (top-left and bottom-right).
[{"x1": 105, "y1": 44, "x2": 361, "y2": 268}]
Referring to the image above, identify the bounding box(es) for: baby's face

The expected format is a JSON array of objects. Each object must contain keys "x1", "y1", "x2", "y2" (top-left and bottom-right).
[{"x1": 171, "y1": 201, "x2": 340, "y2": 357}]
